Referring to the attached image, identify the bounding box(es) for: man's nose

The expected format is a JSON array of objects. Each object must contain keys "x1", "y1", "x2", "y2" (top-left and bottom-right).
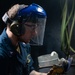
[{"x1": 32, "y1": 30, "x2": 37, "y2": 36}]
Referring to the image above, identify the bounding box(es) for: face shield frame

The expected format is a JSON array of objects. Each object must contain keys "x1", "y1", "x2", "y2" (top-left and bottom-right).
[
  {"x1": 28, "y1": 17, "x2": 47, "y2": 46},
  {"x1": 20, "y1": 15, "x2": 47, "y2": 46},
  {"x1": 17, "y1": 3, "x2": 47, "y2": 46}
]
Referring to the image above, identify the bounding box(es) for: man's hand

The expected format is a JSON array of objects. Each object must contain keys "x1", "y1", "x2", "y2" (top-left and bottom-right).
[{"x1": 30, "y1": 70, "x2": 47, "y2": 75}]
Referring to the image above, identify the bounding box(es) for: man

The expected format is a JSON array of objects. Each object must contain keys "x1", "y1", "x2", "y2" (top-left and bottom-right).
[
  {"x1": 0, "y1": 3, "x2": 72, "y2": 75},
  {"x1": 0, "y1": 3, "x2": 47, "y2": 75}
]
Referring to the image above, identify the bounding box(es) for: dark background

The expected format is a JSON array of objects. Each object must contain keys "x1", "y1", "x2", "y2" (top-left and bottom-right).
[{"x1": 0, "y1": 0, "x2": 75, "y2": 74}]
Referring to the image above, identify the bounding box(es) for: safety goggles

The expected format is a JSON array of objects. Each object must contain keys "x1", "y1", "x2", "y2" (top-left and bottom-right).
[{"x1": 25, "y1": 23, "x2": 38, "y2": 30}]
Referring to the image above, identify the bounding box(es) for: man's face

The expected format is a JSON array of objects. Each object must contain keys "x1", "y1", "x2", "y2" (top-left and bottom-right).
[{"x1": 19, "y1": 22, "x2": 37, "y2": 43}]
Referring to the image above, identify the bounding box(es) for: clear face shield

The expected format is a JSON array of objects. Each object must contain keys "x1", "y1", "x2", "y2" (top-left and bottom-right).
[{"x1": 30, "y1": 17, "x2": 46, "y2": 46}]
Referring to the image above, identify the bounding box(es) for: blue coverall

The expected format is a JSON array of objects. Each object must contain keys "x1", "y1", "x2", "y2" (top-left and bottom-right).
[{"x1": 0, "y1": 28, "x2": 34, "y2": 75}]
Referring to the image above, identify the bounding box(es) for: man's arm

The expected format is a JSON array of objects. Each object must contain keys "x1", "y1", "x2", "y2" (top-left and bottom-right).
[{"x1": 30, "y1": 70, "x2": 47, "y2": 75}]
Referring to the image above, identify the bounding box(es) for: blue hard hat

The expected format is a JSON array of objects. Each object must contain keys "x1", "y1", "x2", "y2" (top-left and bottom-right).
[{"x1": 16, "y1": 3, "x2": 47, "y2": 22}]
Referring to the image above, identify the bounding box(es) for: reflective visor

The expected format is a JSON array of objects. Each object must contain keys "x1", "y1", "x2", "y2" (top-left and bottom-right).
[{"x1": 30, "y1": 17, "x2": 46, "y2": 45}]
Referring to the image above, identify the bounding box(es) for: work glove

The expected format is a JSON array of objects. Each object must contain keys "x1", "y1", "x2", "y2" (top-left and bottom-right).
[
  {"x1": 47, "y1": 57, "x2": 72, "y2": 75},
  {"x1": 61, "y1": 57, "x2": 73, "y2": 72}
]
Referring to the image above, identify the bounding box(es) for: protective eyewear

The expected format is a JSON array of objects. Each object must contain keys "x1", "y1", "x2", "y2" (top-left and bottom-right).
[{"x1": 25, "y1": 24, "x2": 38, "y2": 30}]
